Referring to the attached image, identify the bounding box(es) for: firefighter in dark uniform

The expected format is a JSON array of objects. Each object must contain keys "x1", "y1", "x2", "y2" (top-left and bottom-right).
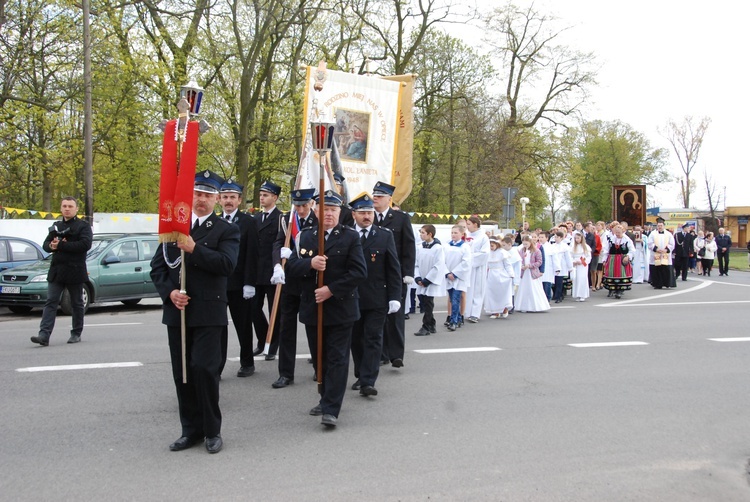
[
  {"x1": 218, "y1": 179, "x2": 259, "y2": 378},
  {"x1": 286, "y1": 190, "x2": 367, "y2": 428},
  {"x1": 349, "y1": 192, "x2": 402, "y2": 397},
  {"x1": 150, "y1": 170, "x2": 240, "y2": 454},
  {"x1": 269, "y1": 187, "x2": 317, "y2": 388},
  {"x1": 372, "y1": 181, "x2": 416, "y2": 368},
  {"x1": 251, "y1": 180, "x2": 283, "y2": 359}
]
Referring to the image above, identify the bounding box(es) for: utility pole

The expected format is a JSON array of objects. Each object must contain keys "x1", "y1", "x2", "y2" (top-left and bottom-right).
[{"x1": 83, "y1": 0, "x2": 93, "y2": 225}]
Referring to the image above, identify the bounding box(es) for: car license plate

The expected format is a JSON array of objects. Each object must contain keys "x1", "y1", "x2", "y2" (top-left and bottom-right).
[{"x1": 1, "y1": 286, "x2": 21, "y2": 294}]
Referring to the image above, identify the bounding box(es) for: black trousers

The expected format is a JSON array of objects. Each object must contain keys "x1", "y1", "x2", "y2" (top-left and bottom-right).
[
  {"x1": 277, "y1": 292, "x2": 303, "y2": 379},
  {"x1": 553, "y1": 276, "x2": 565, "y2": 301},
  {"x1": 39, "y1": 281, "x2": 84, "y2": 339},
  {"x1": 717, "y1": 251, "x2": 729, "y2": 275},
  {"x1": 674, "y1": 256, "x2": 689, "y2": 280},
  {"x1": 251, "y1": 284, "x2": 280, "y2": 355},
  {"x1": 418, "y1": 294, "x2": 435, "y2": 330},
  {"x1": 351, "y1": 307, "x2": 387, "y2": 387},
  {"x1": 220, "y1": 289, "x2": 255, "y2": 374},
  {"x1": 382, "y1": 284, "x2": 406, "y2": 363},
  {"x1": 305, "y1": 322, "x2": 353, "y2": 418},
  {"x1": 167, "y1": 325, "x2": 222, "y2": 439}
]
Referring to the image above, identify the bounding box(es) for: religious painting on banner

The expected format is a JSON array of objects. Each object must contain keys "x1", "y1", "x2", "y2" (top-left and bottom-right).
[
  {"x1": 300, "y1": 68, "x2": 404, "y2": 203},
  {"x1": 611, "y1": 185, "x2": 646, "y2": 227}
]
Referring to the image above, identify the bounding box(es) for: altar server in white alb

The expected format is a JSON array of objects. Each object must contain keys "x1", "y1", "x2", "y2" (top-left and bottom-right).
[
  {"x1": 464, "y1": 216, "x2": 490, "y2": 323},
  {"x1": 569, "y1": 231, "x2": 592, "y2": 302},
  {"x1": 631, "y1": 225, "x2": 650, "y2": 284},
  {"x1": 443, "y1": 225, "x2": 472, "y2": 331},
  {"x1": 413, "y1": 225, "x2": 447, "y2": 337},
  {"x1": 484, "y1": 235, "x2": 515, "y2": 319}
]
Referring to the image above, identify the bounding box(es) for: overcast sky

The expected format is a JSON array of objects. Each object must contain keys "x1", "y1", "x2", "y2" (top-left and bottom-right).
[{"x1": 465, "y1": 0, "x2": 749, "y2": 209}]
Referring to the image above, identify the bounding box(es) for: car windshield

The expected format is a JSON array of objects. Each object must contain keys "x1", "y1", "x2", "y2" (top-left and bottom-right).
[{"x1": 87, "y1": 238, "x2": 115, "y2": 259}]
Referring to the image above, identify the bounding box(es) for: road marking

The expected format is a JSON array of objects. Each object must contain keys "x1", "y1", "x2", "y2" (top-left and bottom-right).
[
  {"x1": 568, "y1": 342, "x2": 649, "y2": 348},
  {"x1": 708, "y1": 337, "x2": 750, "y2": 342},
  {"x1": 598, "y1": 300, "x2": 750, "y2": 308},
  {"x1": 414, "y1": 347, "x2": 501, "y2": 354},
  {"x1": 597, "y1": 281, "x2": 713, "y2": 307},
  {"x1": 85, "y1": 323, "x2": 143, "y2": 327},
  {"x1": 16, "y1": 362, "x2": 143, "y2": 372}
]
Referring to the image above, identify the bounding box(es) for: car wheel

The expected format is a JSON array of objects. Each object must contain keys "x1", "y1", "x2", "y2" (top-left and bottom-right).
[
  {"x1": 121, "y1": 299, "x2": 141, "y2": 307},
  {"x1": 9, "y1": 306, "x2": 33, "y2": 314},
  {"x1": 60, "y1": 285, "x2": 91, "y2": 315}
]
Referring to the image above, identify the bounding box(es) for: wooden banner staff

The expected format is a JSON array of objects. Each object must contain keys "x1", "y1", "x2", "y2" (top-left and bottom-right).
[
  {"x1": 176, "y1": 99, "x2": 190, "y2": 384},
  {"x1": 263, "y1": 215, "x2": 293, "y2": 356},
  {"x1": 316, "y1": 154, "x2": 326, "y2": 392}
]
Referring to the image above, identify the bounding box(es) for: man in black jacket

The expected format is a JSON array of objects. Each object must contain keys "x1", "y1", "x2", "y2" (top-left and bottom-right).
[
  {"x1": 31, "y1": 197, "x2": 93, "y2": 346},
  {"x1": 150, "y1": 170, "x2": 240, "y2": 454},
  {"x1": 372, "y1": 181, "x2": 415, "y2": 368},
  {"x1": 218, "y1": 180, "x2": 259, "y2": 378},
  {"x1": 715, "y1": 227, "x2": 732, "y2": 276},
  {"x1": 269, "y1": 188, "x2": 317, "y2": 389},
  {"x1": 287, "y1": 190, "x2": 367, "y2": 427},
  {"x1": 349, "y1": 192, "x2": 401, "y2": 397},
  {"x1": 251, "y1": 180, "x2": 283, "y2": 359},
  {"x1": 673, "y1": 224, "x2": 694, "y2": 281}
]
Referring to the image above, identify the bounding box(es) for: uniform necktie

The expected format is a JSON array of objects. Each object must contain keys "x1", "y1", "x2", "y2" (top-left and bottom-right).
[
  {"x1": 377, "y1": 213, "x2": 384, "y2": 225},
  {"x1": 262, "y1": 212, "x2": 267, "y2": 223},
  {"x1": 225, "y1": 214, "x2": 231, "y2": 220},
  {"x1": 361, "y1": 228, "x2": 367, "y2": 243},
  {"x1": 192, "y1": 219, "x2": 200, "y2": 232}
]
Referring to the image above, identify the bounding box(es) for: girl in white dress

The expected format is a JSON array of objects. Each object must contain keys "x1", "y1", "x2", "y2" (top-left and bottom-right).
[
  {"x1": 570, "y1": 232, "x2": 592, "y2": 302},
  {"x1": 514, "y1": 236, "x2": 550, "y2": 313},
  {"x1": 484, "y1": 236, "x2": 515, "y2": 318}
]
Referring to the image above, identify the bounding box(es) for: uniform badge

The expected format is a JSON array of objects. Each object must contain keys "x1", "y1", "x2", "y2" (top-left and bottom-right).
[
  {"x1": 301, "y1": 248, "x2": 307, "y2": 255},
  {"x1": 371, "y1": 253, "x2": 377, "y2": 262}
]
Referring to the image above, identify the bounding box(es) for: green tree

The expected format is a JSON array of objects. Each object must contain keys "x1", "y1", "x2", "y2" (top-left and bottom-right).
[{"x1": 568, "y1": 120, "x2": 669, "y2": 221}]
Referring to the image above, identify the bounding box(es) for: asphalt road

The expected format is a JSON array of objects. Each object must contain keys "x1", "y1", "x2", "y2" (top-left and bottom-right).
[{"x1": 2, "y1": 271, "x2": 750, "y2": 501}]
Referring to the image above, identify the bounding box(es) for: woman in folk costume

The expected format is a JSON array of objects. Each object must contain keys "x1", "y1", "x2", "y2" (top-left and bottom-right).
[
  {"x1": 646, "y1": 220, "x2": 675, "y2": 289},
  {"x1": 631, "y1": 226, "x2": 650, "y2": 284},
  {"x1": 570, "y1": 231, "x2": 592, "y2": 302},
  {"x1": 600, "y1": 223, "x2": 635, "y2": 299},
  {"x1": 484, "y1": 236, "x2": 515, "y2": 318},
  {"x1": 514, "y1": 235, "x2": 550, "y2": 313},
  {"x1": 444, "y1": 225, "x2": 472, "y2": 331}
]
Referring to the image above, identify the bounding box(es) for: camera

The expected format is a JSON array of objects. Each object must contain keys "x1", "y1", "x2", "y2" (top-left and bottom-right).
[{"x1": 49, "y1": 223, "x2": 70, "y2": 239}]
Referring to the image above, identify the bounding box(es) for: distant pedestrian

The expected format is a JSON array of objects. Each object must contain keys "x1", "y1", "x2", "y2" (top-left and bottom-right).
[
  {"x1": 31, "y1": 197, "x2": 93, "y2": 347},
  {"x1": 715, "y1": 227, "x2": 732, "y2": 276}
]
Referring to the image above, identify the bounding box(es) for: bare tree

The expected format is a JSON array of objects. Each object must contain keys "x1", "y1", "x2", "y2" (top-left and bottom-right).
[
  {"x1": 662, "y1": 115, "x2": 711, "y2": 209},
  {"x1": 484, "y1": 2, "x2": 597, "y2": 129},
  {"x1": 702, "y1": 167, "x2": 722, "y2": 226}
]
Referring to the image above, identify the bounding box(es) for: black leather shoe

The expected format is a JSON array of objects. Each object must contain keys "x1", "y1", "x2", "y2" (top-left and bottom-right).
[
  {"x1": 169, "y1": 436, "x2": 200, "y2": 452},
  {"x1": 272, "y1": 376, "x2": 293, "y2": 388},
  {"x1": 360, "y1": 385, "x2": 378, "y2": 396},
  {"x1": 391, "y1": 358, "x2": 403, "y2": 368},
  {"x1": 414, "y1": 328, "x2": 430, "y2": 336},
  {"x1": 555, "y1": 299, "x2": 562, "y2": 303},
  {"x1": 264, "y1": 354, "x2": 276, "y2": 361},
  {"x1": 321, "y1": 414, "x2": 337, "y2": 427},
  {"x1": 205, "y1": 436, "x2": 223, "y2": 454},
  {"x1": 30, "y1": 335, "x2": 49, "y2": 346},
  {"x1": 404, "y1": 314, "x2": 410, "y2": 320},
  {"x1": 67, "y1": 335, "x2": 81, "y2": 344},
  {"x1": 309, "y1": 405, "x2": 323, "y2": 416},
  {"x1": 351, "y1": 379, "x2": 362, "y2": 390},
  {"x1": 237, "y1": 366, "x2": 255, "y2": 377},
  {"x1": 252, "y1": 347, "x2": 263, "y2": 356}
]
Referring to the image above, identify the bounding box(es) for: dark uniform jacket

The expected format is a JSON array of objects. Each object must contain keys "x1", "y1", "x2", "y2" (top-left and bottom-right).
[
  {"x1": 150, "y1": 214, "x2": 240, "y2": 327},
  {"x1": 339, "y1": 205, "x2": 354, "y2": 228},
  {"x1": 254, "y1": 207, "x2": 282, "y2": 286},
  {"x1": 357, "y1": 226, "x2": 401, "y2": 309},
  {"x1": 287, "y1": 224, "x2": 367, "y2": 326},
  {"x1": 223, "y1": 211, "x2": 258, "y2": 291},
  {"x1": 43, "y1": 216, "x2": 93, "y2": 284},
  {"x1": 376, "y1": 208, "x2": 416, "y2": 280},
  {"x1": 674, "y1": 231, "x2": 695, "y2": 259},
  {"x1": 272, "y1": 210, "x2": 318, "y2": 297}
]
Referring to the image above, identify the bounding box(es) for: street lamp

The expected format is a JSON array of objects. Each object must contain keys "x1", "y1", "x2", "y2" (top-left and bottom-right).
[{"x1": 520, "y1": 197, "x2": 529, "y2": 230}]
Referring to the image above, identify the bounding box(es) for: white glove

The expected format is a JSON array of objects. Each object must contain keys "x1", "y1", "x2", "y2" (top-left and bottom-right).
[
  {"x1": 280, "y1": 247, "x2": 292, "y2": 260},
  {"x1": 388, "y1": 300, "x2": 401, "y2": 314},
  {"x1": 270, "y1": 263, "x2": 285, "y2": 285},
  {"x1": 402, "y1": 276, "x2": 414, "y2": 285},
  {"x1": 242, "y1": 285, "x2": 256, "y2": 299}
]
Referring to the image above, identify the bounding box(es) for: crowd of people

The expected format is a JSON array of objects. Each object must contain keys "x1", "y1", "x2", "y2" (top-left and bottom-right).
[{"x1": 405, "y1": 217, "x2": 739, "y2": 333}]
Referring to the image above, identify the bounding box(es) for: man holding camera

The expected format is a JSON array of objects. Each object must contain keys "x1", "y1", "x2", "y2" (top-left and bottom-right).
[{"x1": 31, "y1": 197, "x2": 93, "y2": 346}]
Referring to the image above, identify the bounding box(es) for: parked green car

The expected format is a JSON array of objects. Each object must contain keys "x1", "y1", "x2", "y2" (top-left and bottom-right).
[{"x1": 0, "y1": 233, "x2": 161, "y2": 315}]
